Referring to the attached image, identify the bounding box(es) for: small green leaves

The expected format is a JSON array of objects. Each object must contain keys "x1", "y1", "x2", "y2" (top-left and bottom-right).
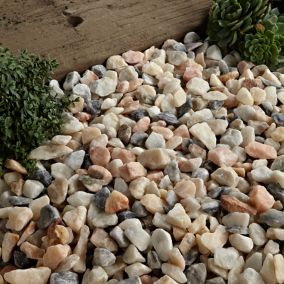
[
  {"x1": 207, "y1": 0, "x2": 270, "y2": 48},
  {"x1": 0, "y1": 47, "x2": 72, "y2": 175}
]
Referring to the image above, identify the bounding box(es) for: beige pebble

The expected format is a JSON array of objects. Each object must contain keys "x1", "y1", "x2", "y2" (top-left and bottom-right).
[
  {"x1": 6, "y1": 207, "x2": 33, "y2": 231},
  {"x1": 119, "y1": 162, "x2": 146, "y2": 182},
  {"x1": 2, "y1": 232, "x2": 19, "y2": 262},
  {"x1": 166, "y1": 203, "x2": 191, "y2": 229},
  {"x1": 43, "y1": 244, "x2": 70, "y2": 270},
  {"x1": 141, "y1": 194, "x2": 164, "y2": 214},
  {"x1": 4, "y1": 267, "x2": 51, "y2": 284}
]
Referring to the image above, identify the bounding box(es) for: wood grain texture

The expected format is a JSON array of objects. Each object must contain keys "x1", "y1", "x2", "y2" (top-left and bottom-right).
[{"x1": 0, "y1": 0, "x2": 211, "y2": 79}]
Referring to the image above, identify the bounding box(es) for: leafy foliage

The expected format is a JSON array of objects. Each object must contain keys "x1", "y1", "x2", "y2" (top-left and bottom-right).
[
  {"x1": 207, "y1": 0, "x2": 270, "y2": 48},
  {"x1": 207, "y1": 0, "x2": 284, "y2": 67},
  {"x1": 242, "y1": 8, "x2": 284, "y2": 66},
  {"x1": 243, "y1": 30, "x2": 284, "y2": 66},
  {"x1": 0, "y1": 48, "x2": 71, "y2": 174}
]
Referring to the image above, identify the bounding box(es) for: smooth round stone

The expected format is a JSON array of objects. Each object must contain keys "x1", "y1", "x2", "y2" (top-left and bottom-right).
[
  {"x1": 214, "y1": 247, "x2": 239, "y2": 270},
  {"x1": 229, "y1": 234, "x2": 253, "y2": 253},
  {"x1": 151, "y1": 229, "x2": 173, "y2": 261},
  {"x1": 50, "y1": 272, "x2": 79, "y2": 284},
  {"x1": 91, "y1": 64, "x2": 107, "y2": 78},
  {"x1": 23, "y1": 180, "x2": 44, "y2": 199},
  {"x1": 64, "y1": 150, "x2": 85, "y2": 171},
  {"x1": 258, "y1": 209, "x2": 284, "y2": 227},
  {"x1": 206, "y1": 45, "x2": 222, "y2": 61},
  {"x1": 38, "y1": 205, "x2": 60, "y2": 229},
  {"x1": 130, "y1": 132, "x2": 148, "y2": 147},
  {"x1": 186, "y1": 263, "x2": 207, "y2": 284},
  {"x1": 93, "y1": 248, "x2": 116, "y2": 267}
]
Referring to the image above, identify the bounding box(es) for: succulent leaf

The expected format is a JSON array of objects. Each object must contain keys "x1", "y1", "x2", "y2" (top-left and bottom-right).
[{"x1": 208, "y1": 0, "x2": 271, "y2": 47}]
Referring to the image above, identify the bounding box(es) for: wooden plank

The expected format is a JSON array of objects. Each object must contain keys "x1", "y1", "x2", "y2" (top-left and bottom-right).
[{"x1": 0, "y1": 0, "x2": 211, "y2": 79}]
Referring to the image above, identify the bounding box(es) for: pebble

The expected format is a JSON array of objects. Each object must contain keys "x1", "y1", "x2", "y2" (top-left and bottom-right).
[
  {"x1": 249, "y1": 223, "x2": 267, "y2": 246},
  {"x1": 124, "y1": 226, "x2": 151, "y2": 252},
  {"x1": 166, "y1": 203, "x2": 191, "y2": 229},
  {"x1": 64, "y1": 150, "x2": 85, "y2": 170},
  {"x1": 211, "y1": 167, "x2": 239, "y2": 187},
  {"x1": 123, "y1": 244, "x2": 145, "y2": 264},
  {"x1": 93, "y1": 248, "x2": 116, "y2": 267},
  {"x1": 249, "y1": 185, "x2": 275, "y2": 213},
  {"x1": 161, "y1": 263, "x2": 187, "y2": 284},
  {"x1": 239, "y1": 268, "x2": 265, "y2": 284},
  {"x1": 189, "y1": 122, "x2": 216, "y2": 150},
  {"x1": 206, "y1": 45, "x2": 222, "y2": 60},
  {"x1": 151, "y1": 229, "x2": 173, "y2": 261},
  {"x1": 208, "y1": 147, "x2": 238, "y2": 167},
  {"x1": 245, "y1": 141, "x2": 277, "y2": 159},
  {"x1": 214, "y1": 247, "x2": 239, "y2": 270},
  {"x1": 186, "y1": 263, "x2": 207, "y2": 284},
  {"x1": 105, "y1": 190, "x2": 129, "y2": 214},
  {"x1": 258, "y1": 209, "x2": 284, "y2": 227},
  {"x1": 63, "y1": 206, "x2": 87, "y2": 233},
  {"x1": 47, "y1": 178, "x2": 68, "y2": 205},
  {"x1": 229, "y1": 234, "x2": 253, "y2": 253},
  {"x1": 4, "y1": 267, "x2": 51, "y2": 284},
  {"x1": 38, "y1": 205, "x2": 60, "y2": 229},
  {"x1": 138, "y1": 149, "x2": 171, "y2": 170},
  {"x1": 50, "y1": 272, "x2": 79, "y2": 284},
  {"x1": 6, "y1": 207, "x2": 33, "y2": 231},
  {"x1": 125, "y1": 263, "x2": 151, "y2": 278}
]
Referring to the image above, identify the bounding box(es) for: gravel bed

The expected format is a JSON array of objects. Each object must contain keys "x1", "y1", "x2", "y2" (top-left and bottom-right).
[{"x1": 1, "y1": 32, "x2": 284, "y2": 284}]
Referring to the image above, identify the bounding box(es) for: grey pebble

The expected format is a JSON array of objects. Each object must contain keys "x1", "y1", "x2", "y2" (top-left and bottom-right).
[
  {"x1": 29, "y1": 168, "x2": 52, "y2": 187},
  {"x1": 38, "y1": 204, "x2": 60, "y2": 229},
  {"x1": 177, "y1": 97, "x2": 192, "y2": 118},
  {"x1": 130, "y1": 132, "x2": 148, "y2": 147},
  {"x1": 93, "y1": 248, "x2": 116, "y2": 267},
  {"x1": 184, "y1": 247, "x2": 199, "y2": 266},
  {"x1": 91, "y1": 64, "x2": 107, "y2": 78},
  {"x1": 110, "y1": 226, "x2": 129, "y2": 248},
  {"x1": 117, "y1": 211, "x2": 137, "y2": 223},
  {"x1": 156, "y1": 112, "x2": 179, "y2": 125},
  {"x1": 50, "y1": 272, "x2": 79, "y2": 284},
  {"x1": 130, "y1": 109, "x2": 149, "y2": 121},
  {"x1": 201, "y1": 198, "x2": 220, "y2": 214},
  {"x1": 258, "y1": 209, "x2": 284, "y2": 227},
  {"x1": 192, "y1": 168, "x2": 209, "y2": 181},
  {"x1": 132, "y1": 201, "x2": 148, "y2": 218},
  {"x1": 267, "y1": 184, "x2": 284, "y2": 205},
  {"x1": 271, "y1": 156, "x2": 284, "y2": 171},
  {"x1": 8, "y1": 196, "x2": 32, "y2": 206},
  {"x1": 94, "y1": 187, "x2": 110, "y2": 210},
  {"x1": 186, "y1": 263, "x2": 207, "y2": 284},
  {"x1": 164, "y1": 160, "x2": 180, "y2": 182}
]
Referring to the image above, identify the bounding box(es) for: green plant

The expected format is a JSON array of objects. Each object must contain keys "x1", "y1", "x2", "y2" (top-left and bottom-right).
[
  {"x1": 207, "y1": 0, "x2": 271, "y2": 48},
  {"x1": 0, "y1": 47, "x2": 71, "y2": 174},
  {"x1": 243, "y1": 29, "x2": 284, "y2": 66},
  {"x1": 241, "y1": 7, "x2": 284, "y2": 66}
]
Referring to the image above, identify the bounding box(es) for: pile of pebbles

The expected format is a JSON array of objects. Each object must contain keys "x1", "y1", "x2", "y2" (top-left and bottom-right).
[{"x1": 1, "y1": 31, "x2": 284, "y2": 284}]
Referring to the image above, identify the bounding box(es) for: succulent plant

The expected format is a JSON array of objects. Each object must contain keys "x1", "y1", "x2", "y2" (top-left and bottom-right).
[
  {"x1": 208, "y1": 0, "x2": 271, "y2": 47},
  {"x1": 242, "y1": 29, "x2": 284, "y2": 66}
]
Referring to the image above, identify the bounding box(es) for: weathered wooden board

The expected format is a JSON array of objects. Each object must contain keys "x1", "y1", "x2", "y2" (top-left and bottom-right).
[{"x1": 0, "y1": 0, "x2": 211, "y2": 79}]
